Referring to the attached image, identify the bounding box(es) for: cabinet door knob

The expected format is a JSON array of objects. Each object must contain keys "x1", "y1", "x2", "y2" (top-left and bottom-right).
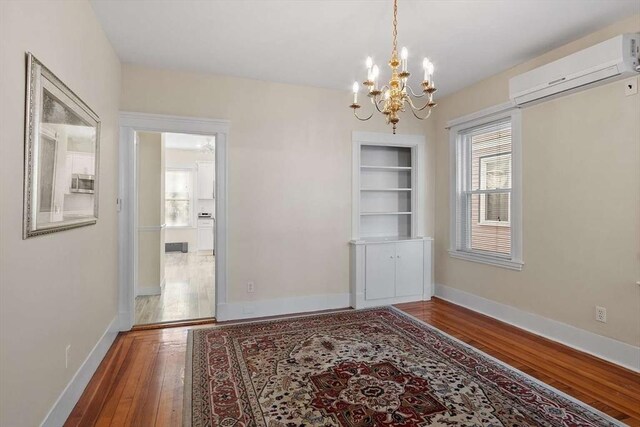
[{"x1": 389, "y1": 255, "x2": 394, "y2": 259}]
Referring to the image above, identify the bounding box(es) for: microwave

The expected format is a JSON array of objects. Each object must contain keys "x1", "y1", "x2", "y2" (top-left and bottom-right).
[{"x1": 71, "y1": 174, "x2": 95, "y2": 194}]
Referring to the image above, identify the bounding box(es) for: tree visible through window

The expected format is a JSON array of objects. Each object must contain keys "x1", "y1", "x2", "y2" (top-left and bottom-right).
[{"x1": 165, "y1": 169, "x2": 192, "y2": 227}]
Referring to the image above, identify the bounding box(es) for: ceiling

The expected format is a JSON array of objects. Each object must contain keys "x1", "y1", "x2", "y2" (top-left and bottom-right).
[
  {"x1": 91, "y1": 0, "x2": 639, "y2": 97},
  {"x1": 164, "y1": 132, "x2": 215, "y2": 151}
]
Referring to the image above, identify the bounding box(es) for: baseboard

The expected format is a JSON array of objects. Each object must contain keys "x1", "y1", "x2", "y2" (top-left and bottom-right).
[
  {"x1": 216, "y1": 293, "x2": 351, "y2": 321},
  {"x1": 136, "y1": 278, "x2": 164, "y2": 296},
  {"x1": 434, "y1": 284, "x2": 640, "y2": 372},
  {"x1": 40, "y1": 316, "x2": 119, "y2": 427}
]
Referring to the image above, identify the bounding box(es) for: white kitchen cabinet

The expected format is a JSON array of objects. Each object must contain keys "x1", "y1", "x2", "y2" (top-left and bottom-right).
[
  {"x1": 197, "y1": 218, "x2": 214, "y2": 252},
  {"x1": 351, "y1": 237, "x2": 432, "y2": 309},
  {"x1": 69, "y1": 152, "x2": 95, "y2": 175},
  {"x1": 197, "y1": 161, "x2": 214, "y2": 200}
]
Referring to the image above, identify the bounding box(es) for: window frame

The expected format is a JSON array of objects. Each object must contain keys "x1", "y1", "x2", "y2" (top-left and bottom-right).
[
  {"x1": 164, "y1": 166, "x2": 196, "y2": 229},
  {"x1": 448, "y1": 106, "x2": 523, "y2": 271}
]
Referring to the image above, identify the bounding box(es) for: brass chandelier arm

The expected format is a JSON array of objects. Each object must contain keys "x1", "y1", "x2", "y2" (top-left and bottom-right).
[
  {"x1": 406, "y1": 95, "x2": 433, "y2": 112},
  {"x1": 410, "y1": 107, "x2": 432, "y2": 120},
  {"x1": 407, "y1": 85, "x2": 427, "y2": 98},
  {"x1": 353, "y1": 108, "x2": 374, "y2": 121}
]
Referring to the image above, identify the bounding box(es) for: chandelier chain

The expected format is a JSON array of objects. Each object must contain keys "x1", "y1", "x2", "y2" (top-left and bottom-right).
[{"x1": 392, "y1": 0, "x2": 398, "y2": 57}]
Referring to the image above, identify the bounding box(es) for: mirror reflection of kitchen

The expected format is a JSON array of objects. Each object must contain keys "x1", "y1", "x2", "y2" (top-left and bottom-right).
[
  {"x1": 36, "y1": 89, "x2": 96, "y2": 227},
  {"x1": 134, "y1": 131, "x2": 216, "y2": 325}
]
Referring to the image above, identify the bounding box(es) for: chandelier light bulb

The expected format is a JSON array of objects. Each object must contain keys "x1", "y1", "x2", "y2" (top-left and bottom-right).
[
  {"x1": 401, "y1": 47, "x2": 408, "y2": 72},
  {"x1": 372, "y1": 65, "x2": 379, "y2": 79},
  {"x1": 427, "y1": 62, "x2": 435, "y2": 75},
  {"x1": 352, "y1": 82, "x2": 359, "y2": 104},
  {"x1": 366, "y1": 56, "x2": 373, "y2": 69}
]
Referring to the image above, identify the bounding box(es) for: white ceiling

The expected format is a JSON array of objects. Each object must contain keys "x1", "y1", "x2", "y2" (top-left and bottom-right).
[
  {"x1": 164, "y1": 132, "x2": 215, "y2": 151},
  {"x1": 91, "y1": 0, "x2": 639, "y2": 97}
]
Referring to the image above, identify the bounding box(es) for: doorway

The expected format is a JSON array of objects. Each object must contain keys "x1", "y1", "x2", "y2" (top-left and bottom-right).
[
  {"x1": 118, "y1": 113, "x2": 229, "y2": 330},
  {"x1": 134, "y1": 132, "x2": 216, "y2": 324}
]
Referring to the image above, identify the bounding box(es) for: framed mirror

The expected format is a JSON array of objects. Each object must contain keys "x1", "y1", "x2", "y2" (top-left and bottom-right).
[{"x1": 23, "y1": 53, "x2": 100, "y2": 238}]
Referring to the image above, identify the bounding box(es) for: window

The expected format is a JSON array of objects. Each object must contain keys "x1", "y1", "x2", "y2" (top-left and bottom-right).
[
  {"x1": 165, "y1": 168, "x2": 193, "y2": 227},
  {"x1": 449, "y1": 108, "x2": 522, "y2": 270}
]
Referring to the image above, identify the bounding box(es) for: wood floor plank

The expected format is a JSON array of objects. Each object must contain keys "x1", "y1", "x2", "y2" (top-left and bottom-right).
[{"x1": 65, "y1": 298, "x2": 640, "y2": 426}]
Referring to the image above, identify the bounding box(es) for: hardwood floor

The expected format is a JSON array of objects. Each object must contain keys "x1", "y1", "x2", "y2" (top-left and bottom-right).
[
  {"x1": 135, "y1": 252, "x2": 215, "y2": 324},
  {"x1": 65, "y1": 298, "x2": 640, "y2": 426}
]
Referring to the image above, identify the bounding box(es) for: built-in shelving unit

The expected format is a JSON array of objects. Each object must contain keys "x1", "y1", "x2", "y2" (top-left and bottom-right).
[
  {"x1": 350, "y1": 132, "x2": 433, "y2": 309},
  {"x1": 357, "y1": 145, "x2": 414, "y2": 239}
]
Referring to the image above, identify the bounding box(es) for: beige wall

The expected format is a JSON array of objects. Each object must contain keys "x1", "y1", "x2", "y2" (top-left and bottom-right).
[
  {"x1": 0, "y1": 1, "x2": 121, "y2": 425},
  {"x1": 430, "y1": 15, "x2": 640, "y2": 346},
  {"x1": 121, "y1": 66, "x2": 434, "y2": 302},
  {"x1": 137, "y1": 132, "x2": 164, "y2": 293}
]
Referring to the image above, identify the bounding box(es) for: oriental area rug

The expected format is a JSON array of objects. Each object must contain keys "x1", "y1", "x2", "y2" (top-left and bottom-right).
[{"x1": 184, "y1": 307, "x2": 621, "y2": 426}]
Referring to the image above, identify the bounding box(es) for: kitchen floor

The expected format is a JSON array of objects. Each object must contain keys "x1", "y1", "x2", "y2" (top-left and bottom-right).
[{"x1": 135, "y1": 251, "x2": 215, "y2": 324}]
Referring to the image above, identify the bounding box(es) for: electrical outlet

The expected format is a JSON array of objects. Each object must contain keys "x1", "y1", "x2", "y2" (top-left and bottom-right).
[
  {"x1": 65, "y1": 345, "x2": 71, "y2": 369},
  {"x1": 624, "y1": 77, "x2": 638, "y2": 96},
  {"x1": 595, "y1": 306, "x2": 607, "y2": 323},
  {"x1": 247, "y1": 281, "x2": 255, "y2": 293}
]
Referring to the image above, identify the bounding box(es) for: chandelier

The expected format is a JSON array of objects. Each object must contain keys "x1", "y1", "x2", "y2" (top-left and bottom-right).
[{"x1": 349, "y1": 0, "x2": 437, "y2": 134}]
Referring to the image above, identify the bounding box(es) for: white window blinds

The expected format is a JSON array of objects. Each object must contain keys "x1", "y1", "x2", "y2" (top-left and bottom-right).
[{"x1": 458, "y1": 118, "x2": 512, "y2": 257}]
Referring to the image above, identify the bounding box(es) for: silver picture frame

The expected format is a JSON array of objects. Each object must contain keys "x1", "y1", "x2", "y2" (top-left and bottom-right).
[{"x1": 23, "y1": 52, "x2": 101, "y2": 238}]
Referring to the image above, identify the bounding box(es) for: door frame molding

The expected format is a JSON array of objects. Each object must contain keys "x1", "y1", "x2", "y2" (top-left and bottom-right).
[{"x1": 118, "y1": 112, "x2": 230, "y2": 330}]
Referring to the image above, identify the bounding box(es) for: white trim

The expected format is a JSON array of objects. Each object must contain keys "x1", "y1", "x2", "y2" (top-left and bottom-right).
[
  {"x1": 446, "y1": 101, "x2": 516, "y2": 129},
  {"x1": 118, "y1": 112, "x2": 229, "y2": 329},
  {"x1": 434, "y1": 284, "x2": 640, "y2": 372},
  {"x1": 137, "y1": 277, "x2": 164, "y2": 296},
  {"x1": 217, "y1": 293, "x2": 351, "y2": 321},
  {"x1": 40, "y1": 317, "x2": 119, "y2": 427},
  {"x1": 137, "y1": 224, "x2": 166, "y2": 232},
  {"x1": 448, "y1": 250, "x2": 524, "y2": 271},
  {"x1": 448, "y1": 108, "x2": 523, "y2": 270},
  {"x1": 351, "y1": 131, "x2": 426, "y2": 240}
]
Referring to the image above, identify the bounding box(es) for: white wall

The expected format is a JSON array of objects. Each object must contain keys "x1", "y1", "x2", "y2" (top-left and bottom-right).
[
  {"x1": 121, "y1": 66, "x2": 435, "y2": 304},
  {"x1": 429, "y1": 15, "x2": 640, "y2": 347},
  {"x1": 0, "y1": 1, "x2": 121, "y2": 426}
]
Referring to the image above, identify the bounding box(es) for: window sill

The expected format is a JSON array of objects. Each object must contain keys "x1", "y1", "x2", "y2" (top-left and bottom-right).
[
  {"x1": 448, "y1": 250, "x2": 523, "y2": 271},
  {"x1": 166, "y1": 225, "x2": 196, "y2": 230}
]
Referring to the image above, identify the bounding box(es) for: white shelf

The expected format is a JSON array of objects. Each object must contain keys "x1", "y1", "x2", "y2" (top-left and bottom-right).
[
  {"x1": 361, "y1": 165, "x2": 412, "y2": 171},
  {"x1": 361, "y1": 212, "x2": 412, "y2": 216},
  {"x1": 361, "y1": 188, "x2": 412, "y2": 192}
]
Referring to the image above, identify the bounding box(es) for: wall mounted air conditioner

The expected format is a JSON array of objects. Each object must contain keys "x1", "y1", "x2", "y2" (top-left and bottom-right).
[{"x1": 509, "y1": 33, "x2": 639, "y2": 106}]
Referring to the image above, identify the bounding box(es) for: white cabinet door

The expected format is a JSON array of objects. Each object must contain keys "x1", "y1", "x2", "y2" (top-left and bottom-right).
[
  {"x1": 71, "y1": 153, "x2": 95, "y2": 175},
  {"x1": 197, "y1": 162, "x2": 214, "y2": 199},
  {"x1": 365, "y1": 243, "x2": 396, "y2": 300},
  {"x1": 198, "y1": 227, "x2": 214, "y2": 251},
  {"x1": 395, "y1": 240, "x2": 424, "y2": 297}
]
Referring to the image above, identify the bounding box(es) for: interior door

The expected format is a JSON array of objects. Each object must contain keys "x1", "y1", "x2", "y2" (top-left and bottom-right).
[
  {"x1": 365, "y1": 243, "x2": 396, "y2": 300},
  {"x1": 395, "y1": 240, "x2": 424, "y2": 297}
]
